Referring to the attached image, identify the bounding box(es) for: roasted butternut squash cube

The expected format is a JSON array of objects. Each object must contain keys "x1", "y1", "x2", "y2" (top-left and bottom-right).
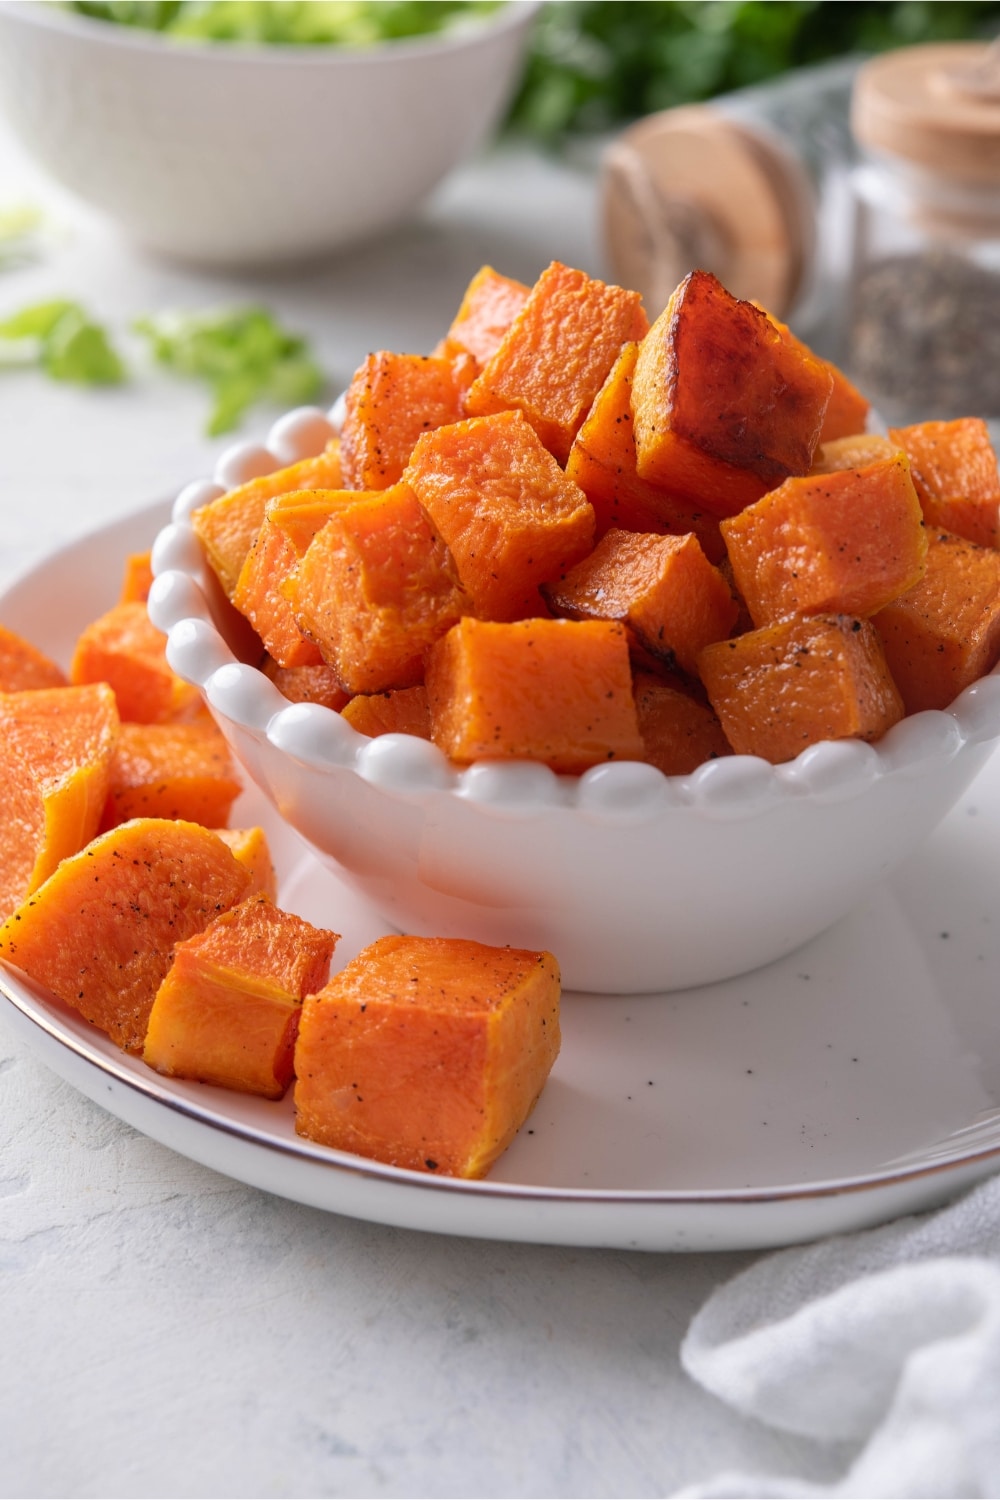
[
  {"x1": 632, "y1": 270, "x2": 833, "y2": 516},
  {"x1": 340, "y1": 685, "x2": 431, "y2": 740},
  {"x1": 464, "y1": 260, "x2": 649, "y2": 463},
  {"x1": 544, "y1": 528, "x2": 738, "y2": 676},
  {"x1": 261, "y1": 657, "x2": 350, "y2": 711},
  {"x1": 0, "y1": 818, "x2": 252, "y2": 1052},
  {"x1": 0, "y1": 682, "x2": 120, "y2": 922},
  {"x1": 721, "y1": 455, "x2": 927, "y2": 627},
  {"x1": 100, "y1": 720, "x2": 242, "y2": 831},
  {"x1": 632, "y1": 670, "x2": 731, "y2": 775},
  {"x1": 192, "y1": 441, "x2": 343, "y2": 597},
  {"x1": 426, "y1": 616, "x2": 643, "y2": 774},
  {"x1": 434, "y1": 264, "x2": 531, "y2": 369},
  {"x1": 294, "y1": 935, "x2": 561, "y2": 1178},
  {"x1": 810, "y1": 434, "x2": 901, "y2": 475},
  {"x1": 232, "y1": 490, "x2": 353, "y2": 670},
  {"x1": 404, "y1": 409, "x2": 595, "y2": 621},
  {"x1": 565, "y1": 341, "x2": 725, "y2": 560},
  {"x1": 0, "y1": 623, "x2": 68, "y2": 691},
  {"x1": 698, "y1": 614, "x2": 903, "y2": 764},
  {"x1": 143, "y1": 895, "x2": 338, "y2": 1098},
  {"x1": 765, "y1": 310, "x2": 870, "y2": 443},
  {"x1": 873, "y1": 529, "x2": 1000, "y2": 713},
  {"x1": 290, "y1": 481, "x2": 468, "y2": 695},
  {"x1": 340, "y1": 351, "x2": 474, "y2": 491},
  {"x1": 118, "y1": 550, "x2": 155, "y2": 605},
  {"x1": 888, "y1": 418, "x2": 1000, "y2": 549},
  {"x1": 213, "y1": 826, "x2": 278, "y2": 899},
  {"x1": 70, "y1": 600, "x2": 204, "y2": 724}
]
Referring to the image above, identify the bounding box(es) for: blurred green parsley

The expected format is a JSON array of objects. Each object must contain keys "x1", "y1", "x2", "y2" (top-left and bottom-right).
[
  {"x1": 134, "y1": 305, "x2": 324, "y2": 436},
  {"x1": 507, "y1": 0, "x2": 1000, "y2": 139},
  {"x1": 0, "y1": 299, "x2": 126, "y2": 384}
]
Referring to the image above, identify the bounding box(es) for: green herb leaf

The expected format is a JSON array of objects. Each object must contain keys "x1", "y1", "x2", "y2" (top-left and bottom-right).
[
  {"x1": 42, "y1": 306, "x2": 127, "y2": 384},
  {"x1": 0, "y1": 298, "x2": 127, "y2": 384},
  {"x1": 134, "y1": 304, "x2": 324, "y2": 435}
]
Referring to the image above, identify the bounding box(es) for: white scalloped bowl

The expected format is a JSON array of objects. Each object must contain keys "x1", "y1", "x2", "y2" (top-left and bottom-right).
[
  {"x1": 0, "y1": 1, "x2": 539, "y2": 267},
  {"x1": 148, "y1": 403, "x2": 1000, "y2": 993}
]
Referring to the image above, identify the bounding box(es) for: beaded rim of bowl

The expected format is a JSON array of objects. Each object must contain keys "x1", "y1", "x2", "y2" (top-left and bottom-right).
[{"x1": 147, "y1": 401, "x2": 1000, "y2": 826}]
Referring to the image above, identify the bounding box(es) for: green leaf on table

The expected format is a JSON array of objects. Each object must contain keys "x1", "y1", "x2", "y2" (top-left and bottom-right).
[
  {"x1": 0, "y1": 298, "x2": 127, "y2": 384},
  {"x1": 134, "y1": 305, "x2": 325, "y2": 435},
  {"x1": 42, "y1": 306, "x2": 127, "y2": 384}
]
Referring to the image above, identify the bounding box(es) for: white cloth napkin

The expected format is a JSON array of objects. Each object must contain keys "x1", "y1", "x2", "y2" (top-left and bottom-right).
[{"x1": 677, "y1": 1172, "x2": 1000, "y2": 1497}]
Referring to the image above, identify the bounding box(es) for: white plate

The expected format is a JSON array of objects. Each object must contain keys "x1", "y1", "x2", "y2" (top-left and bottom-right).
[{"x1": 3, "y1": 501, "x2": 1000, "y2": 1253}]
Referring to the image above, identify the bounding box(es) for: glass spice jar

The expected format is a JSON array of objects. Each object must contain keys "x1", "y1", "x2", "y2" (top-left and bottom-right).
[{"x1": 847, "y1": 41, "x2": 1000, "y2": 440}]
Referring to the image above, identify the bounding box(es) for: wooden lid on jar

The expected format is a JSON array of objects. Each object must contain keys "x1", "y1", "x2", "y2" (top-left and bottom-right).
[
  {"x1": 599, "y1": 104, "x2": 815, "y2": 320},
  {"x1": 851, "y1": 41, "x2": 1000, "y2": 183}
]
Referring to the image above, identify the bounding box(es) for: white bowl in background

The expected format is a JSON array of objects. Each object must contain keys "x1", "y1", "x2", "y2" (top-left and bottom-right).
[
  {"x1": 147, "y1": 404, "x2": 1000, "y2": 995},
  {"x1": 0, "y1": 0, "x2": 539, "y2": 267}
]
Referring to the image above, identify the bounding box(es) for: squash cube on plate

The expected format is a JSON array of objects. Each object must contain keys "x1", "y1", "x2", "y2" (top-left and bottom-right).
[
  {"x1": 426, "y1": 615, "x2": 643, "y2": 774},
  {"x1": 0, "y1": 622, "x2": 68, "y2": 691},
  {"x1": 101, "y1": 720, "x2": 242, "y2": 831},
  {"x1": 340, "y1": 350, "x2": 474, "y2": 490},
  {"x1": 70, "y1": 600, "x2": 204, "y2": 724},
  {"x1": 698, "y1": 614, "x2": 903, "y2": 764},
  {"x1": 143, "y1": 895, "x2": 338, "y2": 1098},
  {"x1": 261, "y1": 657, "x2": 350, "y2": 711},
  {"x1": 721, "y1": 454, "x2": 927, "y2": 627},
  {"x1": 544, "y1": 527, "x2": 738, "y2": 676},
  {"x1": 290, "y1": 481, "x2": 468, "y2": 695},
  {"x1": 631, "y1": 270, "x2": 833, "y2": 517},
  {"x1": 213, "y1": 826, "x2": 278, "y2": 900},
  {"x1": 404, "y1": 409, "x2": 595, "y2": 621},
  {"x1": 0, "y1": 818, "x2": 252, "y2": 1052},
  {"x1": 0, "y1": 682, "x2": 120, "y2": 921},
  {"x1": 464, "y1": 259, "x2": 649, "y2": 463},
  {"x1": 294, "y1": 935, "x2": 561, "y2": 1178},
  {"x1": 873, "y1": 529, "x2": 1000, "y2": 713}
]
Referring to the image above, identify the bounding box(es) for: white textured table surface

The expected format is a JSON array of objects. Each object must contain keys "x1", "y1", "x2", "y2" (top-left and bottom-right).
[{"x1": 0, "y1": 110, "x2": 856, "y2": 1500}]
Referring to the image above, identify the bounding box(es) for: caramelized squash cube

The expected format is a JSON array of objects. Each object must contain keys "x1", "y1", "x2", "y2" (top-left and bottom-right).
[
  {"x1": 632, "y1": 270, "x2": 833, "y2": 516},
  {"x1": 464, "y1": 260, "x2": 649, "y2": 463},
  {"x1": 426, "y1": 616, "x2": 643, "y2": 774},
  {"x1": 565, "y1": 341, "x2": 725, "y2": 560},
  {"x1": 294, "y1": 935, "x2": 561, "y2": 1178},
  {"x1": 404, "y1": 409, "x2": 595, "y2": 621},
  {"x1": 143, "y1": 895, "x2": 338, "y2": 1098},
  {"x1": 698, "y1": 614, "x2": 903, "y2": 764},
  {"x1": 261, "y1": 657, "x2": 350, "y2": 712}
]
